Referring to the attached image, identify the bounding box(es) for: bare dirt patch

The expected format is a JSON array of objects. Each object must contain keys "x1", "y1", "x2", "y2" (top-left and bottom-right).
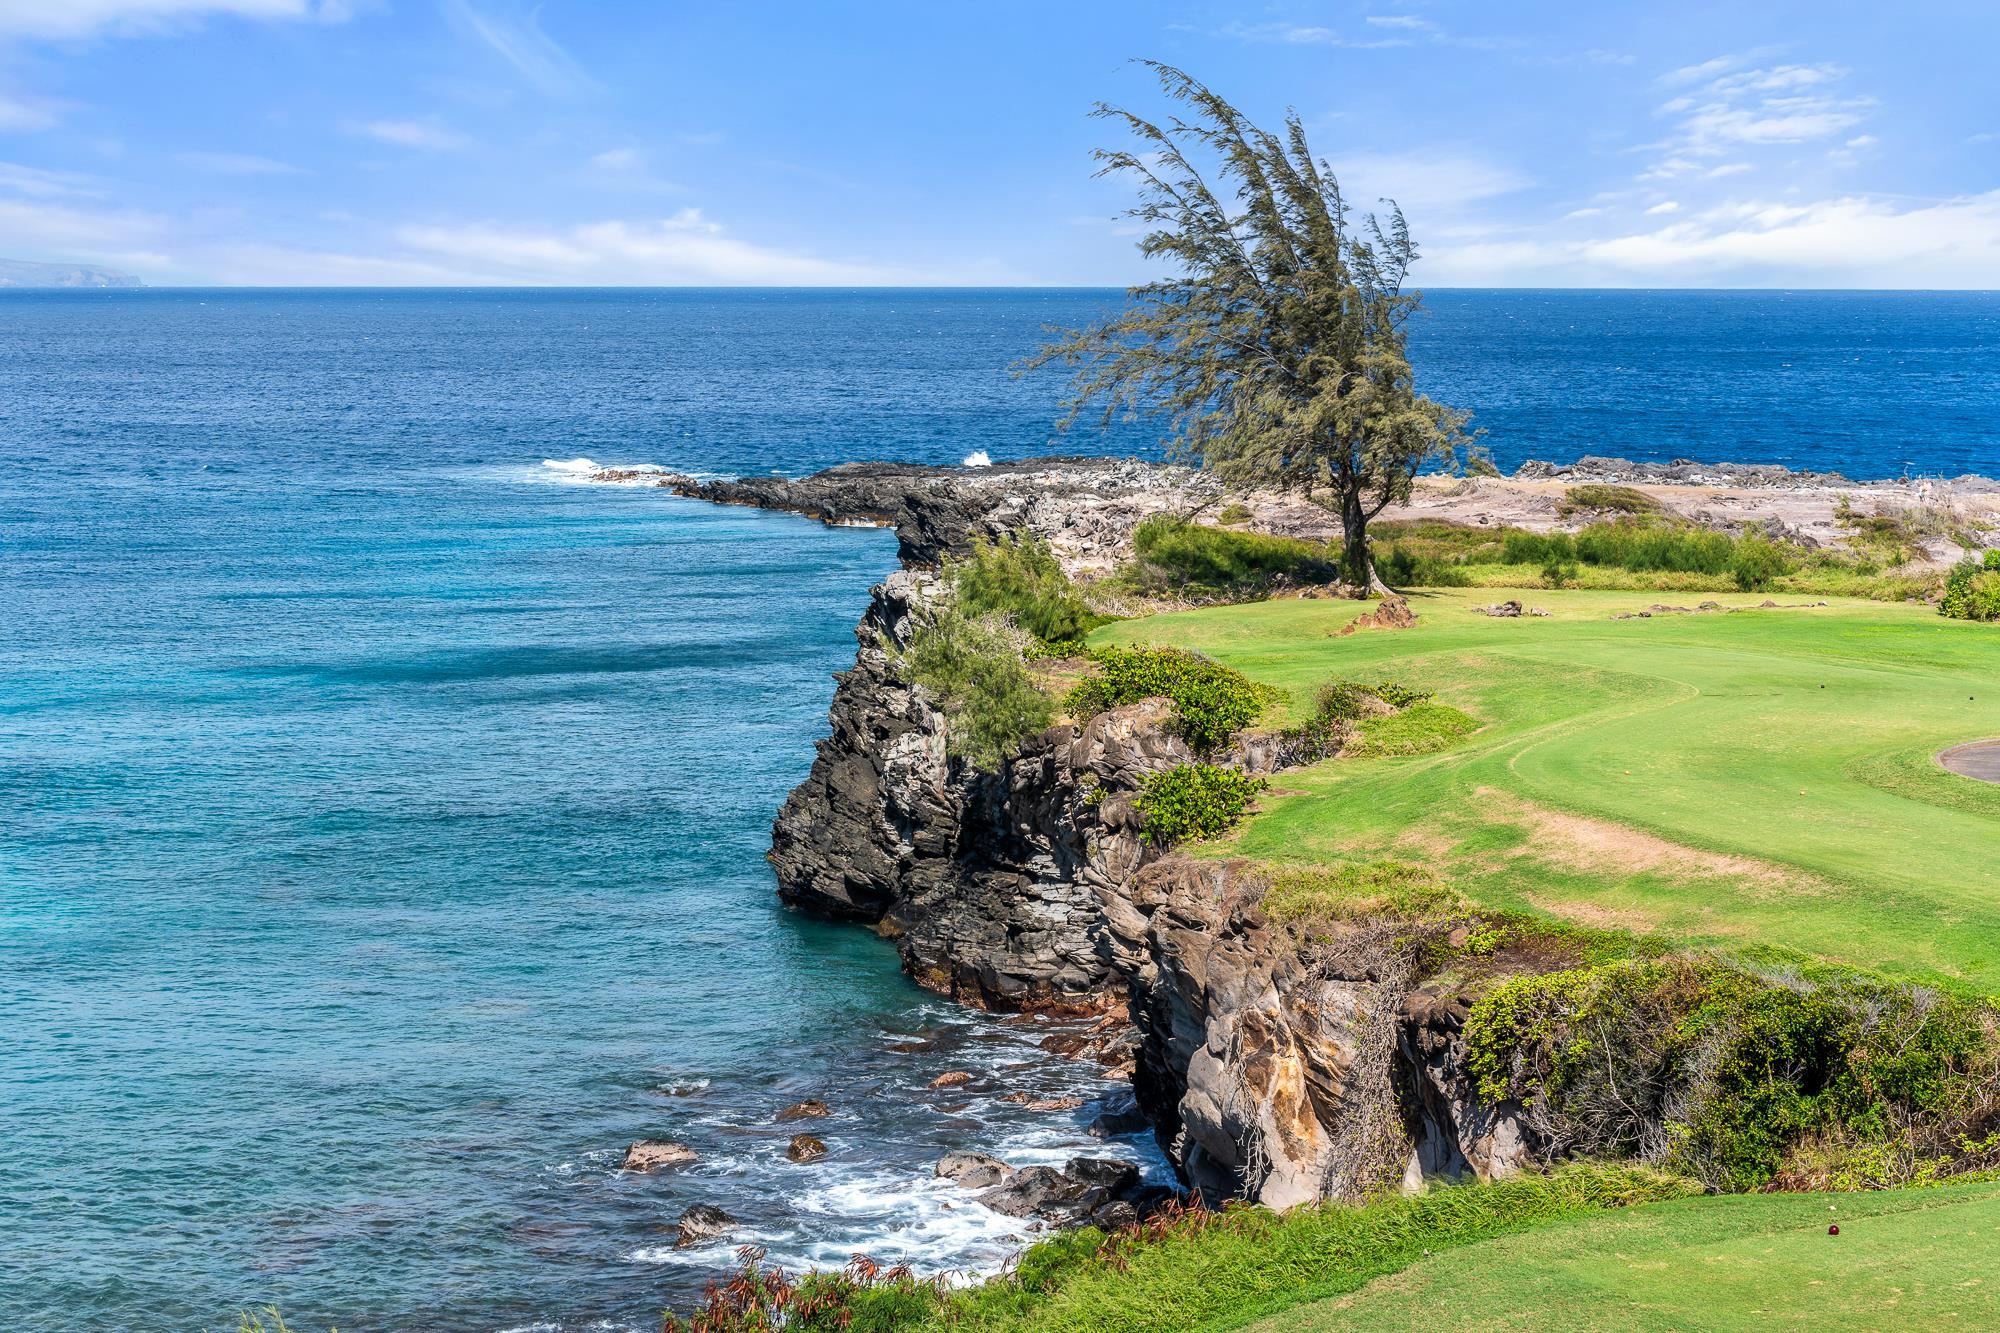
[{"x1": 1473, "y1": 786, "x2": 1828, "y2": 899}]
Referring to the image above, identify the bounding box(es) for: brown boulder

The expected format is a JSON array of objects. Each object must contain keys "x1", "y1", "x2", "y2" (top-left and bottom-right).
[
  {"x1": 674, "y1": 1203, "x2": 735, "y2": 1248},
  {"x1": 928, "y1": 1070, "x2": 974, "y2": 1088},
  {"x1": 775, "y1": 1099, "x2": 830, "y2": 1122},
  {"x1": 787, "y1": 1133, "x2": 828, "y2": 1163},
  {"x1": 621, "y1": 1139, "x2": 696, "y2": 1172}
]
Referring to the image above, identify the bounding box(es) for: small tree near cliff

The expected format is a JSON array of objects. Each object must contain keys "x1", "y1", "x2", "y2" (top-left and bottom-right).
[{"x1": 1027, "y1": 63, "x2": 1475, "y2": 593}]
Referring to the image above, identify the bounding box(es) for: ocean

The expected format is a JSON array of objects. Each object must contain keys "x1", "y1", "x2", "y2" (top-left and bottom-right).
[{"x1": 4, "y1": 288, "x2": 1997, "y2": 1332}]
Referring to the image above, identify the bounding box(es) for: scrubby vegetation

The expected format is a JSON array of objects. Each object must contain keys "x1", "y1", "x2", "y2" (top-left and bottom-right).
[
  {"x1": 951, "y1": 534, "x2": 1111, "y2": 653},
  {"x1": 1941, "y1": 549, "x2": 2000, "y2": 621},
  {"x1": 1065, "y1": 645, "x2": 1270, "y2": 753},
  {"x1": 1556, "y1": 483, "x2": 1661, "y2": 518},
  {"x1": 1465, "y1": 959, "x2": 2000, "y2": 1193},
  {"x1": 1135, "y1": 762, "x2": 1265, "y2": 846},
  {"x1": 1348, "y1": 700, "x2": 1481, "y2": 757},
  {"x1": 1124, "y1": 514, "x2": 1337, "y2": 598},
  {"x1": 898, "y1": 605, "x2": 1053, "y2": 766}
]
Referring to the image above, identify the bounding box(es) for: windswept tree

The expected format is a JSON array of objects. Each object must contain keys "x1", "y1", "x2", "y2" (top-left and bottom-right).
[{"x1": 1027, "y1": 63, "x2": 1475, "y2": 593}]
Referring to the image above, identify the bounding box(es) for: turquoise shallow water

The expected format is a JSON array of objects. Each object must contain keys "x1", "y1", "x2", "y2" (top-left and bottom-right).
[{"x1": 4, "y1": 288, "x2": 1998, "y2": 1331}]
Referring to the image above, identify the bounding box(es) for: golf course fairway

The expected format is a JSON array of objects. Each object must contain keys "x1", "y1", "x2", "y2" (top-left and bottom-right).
[
  {"x1": 1242, "y1": 1179, "x2": 2000, "y2": 1331},
  {"x1": 1096, "y1": 587, "x2": 2000, "y2": 992}
]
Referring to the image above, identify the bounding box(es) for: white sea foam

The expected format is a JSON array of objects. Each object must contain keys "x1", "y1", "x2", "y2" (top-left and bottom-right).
[
  {"x1": 962, "y1": 450, "x2": 993, "y2": 468},
  {"x1": 541, "y1": 457, "x2": 601, "y2": 474}
]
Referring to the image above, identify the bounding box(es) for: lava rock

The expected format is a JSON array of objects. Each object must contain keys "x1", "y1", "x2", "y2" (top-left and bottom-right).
[
  {"x1": 786, "y1": 1134, "x2": 828, "y2": 1163},
  {"x1": 674, "y1": 1203, "x2": 736, "y2": 1248},
  {"x1": 774, "y1": 1099, "x2": 830, "y2": 1122},
  {"x1": 936, "y1": 1151, "x2": 1014, "y2": 1190},
  {"x1": 621, "y1": 1139, "x2": 696, "y2": 1172}
]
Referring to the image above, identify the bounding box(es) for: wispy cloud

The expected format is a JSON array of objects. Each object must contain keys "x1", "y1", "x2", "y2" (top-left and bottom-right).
[
  {"x1": 0, "y1": 0, "x2": 347, "y2": 41},
  {"x1": 176, "y1": 150, "x2": 302, "y2": 175},
  {"x1": 1657, "y1": 60, "x2": 1873, "y2": 155},
  {"x1": 392, "y1": 208, "x2": 889, "y2": 284},
  {"x1": 1330, "y1": 148, "x2": 1532, "y2": 217},
  {"x1": 358, "y1": 118, "x2": 468, "y2": 150},
  {"x1": 0, "y1": 160, "x2": 101, "y2": 197},
  {"x1": 0, "y1": 89, "x2": 67, "y2": 130},
  {"x1": 440, "y1": 0, "x2": 596, "y2": 97}
]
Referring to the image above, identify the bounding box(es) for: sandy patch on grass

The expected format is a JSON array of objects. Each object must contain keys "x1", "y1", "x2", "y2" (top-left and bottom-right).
[{"x1": 1473, "y1": 787, "x2": 1828, "y2": 898}]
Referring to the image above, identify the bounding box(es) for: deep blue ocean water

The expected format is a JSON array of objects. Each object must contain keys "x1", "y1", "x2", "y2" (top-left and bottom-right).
[{"x1": 4, "y1": 288, "x2": 1997, "y2": 1332}]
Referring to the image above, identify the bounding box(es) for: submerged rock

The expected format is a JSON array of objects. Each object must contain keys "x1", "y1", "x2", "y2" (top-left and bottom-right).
[
  {"x1": 774, "y1": 1099, "x2": 830, "y2": 1122},
  {"x1": 786, "y1": 1134, "x2": 828, "y2": 1163},
  {"x1": 621, "y1": 1139, "x2": 696, "y2": 1172}
]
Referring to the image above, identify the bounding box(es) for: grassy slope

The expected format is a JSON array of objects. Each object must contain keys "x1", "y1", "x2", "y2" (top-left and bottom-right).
[
  {"x1": 1095, "y1": 587, "x2": 2000, "y2": 992},
  {"x1": 1246, "y1": 1179, "x2": 2000, "y2": 1332}
]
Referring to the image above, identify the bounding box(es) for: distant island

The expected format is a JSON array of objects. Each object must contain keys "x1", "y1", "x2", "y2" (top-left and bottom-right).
[{"x1": 0, "y1": 257, "x2": 143, "y2": 288}]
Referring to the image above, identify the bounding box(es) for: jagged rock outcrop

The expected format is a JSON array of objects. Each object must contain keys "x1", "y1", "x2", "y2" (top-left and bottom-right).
[
  {"x1": 1100, "y1": 858, "x2": 1541, "y2": 1207},
  {"x1": 770, "y1": 568, "x2": 1247, "y2": 1010}
]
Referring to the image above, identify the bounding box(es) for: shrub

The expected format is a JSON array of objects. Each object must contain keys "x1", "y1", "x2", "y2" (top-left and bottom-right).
[
  {"x1": 1066, "y1": 646, "x2": 1268, "y2": 753},
  {"x1": 1941, "y1": 559, "x2": 2000, "y2": 621},
  {"x1": 899, "y1": 606, "x2": 1053, "y2": 766},
  {"x1": 1730, "y1": 533, "x2": 1790, "y2": 592},
  {"x1": 1542, "y1": 559, "x2": 1579, "y2": 589},
  {"x1": 1129, "y1": 514, "x2": 1337, "y2": 594},
  {"x1": 1215, "y1": 502, "x2": 1253, "y2": 526},
  {"x1": 1502, "y1": 530, "x2": 1575, "y2": 566},
  {"x1": 1261, "y1": 860, "x2": 1458, "y2": 922},
  {"x1": 1557, "y1": 484, "x2": 1661, "y2": 518},
  {"x1": 1135, "y1": 762, "x2": 1265, "y2": 846},
  {"x1": 952, "y1": 533, "x2": 1109, "y2": 650},
  {"x1": 1378, "y1": 542, "x2": 1473, "y2": 588}
]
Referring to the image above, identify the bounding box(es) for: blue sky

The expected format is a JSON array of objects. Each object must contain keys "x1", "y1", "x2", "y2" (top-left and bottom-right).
[{"x1": 1, "y1": 0, "x2": 1995, "y2": 286}]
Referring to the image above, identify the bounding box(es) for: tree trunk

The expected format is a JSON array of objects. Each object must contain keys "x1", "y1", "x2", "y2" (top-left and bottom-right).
[{"x1": 1336, "y1": 487, "x2": 1395, "y2": 596}]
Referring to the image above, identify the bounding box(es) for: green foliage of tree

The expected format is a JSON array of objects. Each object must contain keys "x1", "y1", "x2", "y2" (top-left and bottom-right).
[
  {"x1": 1135, "y1": 762, "x2": 1265, "y2": 846},
  {"x1": 1065, "y1": 645, "x2": 1268, "y2": 753},
  {"x1": 1730, "y1": 533, "x2": 1791, "y2": 592},
  {"x1": 1942, "y1": 558, "x2": 2000, "y2": 621},
  {"x1": 1024, "y1": 63, "x2": 1474, "y2": 592},
  {"x1": 950, "y1": 533, "x2": 1109, "y2": 651}
]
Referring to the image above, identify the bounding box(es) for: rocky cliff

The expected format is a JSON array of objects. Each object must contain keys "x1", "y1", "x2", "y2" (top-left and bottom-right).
[{"x1": 656, "y1": 457, "x2": 1546, "y2": 1207}]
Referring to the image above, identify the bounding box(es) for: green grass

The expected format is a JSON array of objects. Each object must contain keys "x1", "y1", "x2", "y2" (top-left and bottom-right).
[
  {"x1": 936, "y1": 1168, "x2": 1699, "y2": 1333},
  {"x1": 1249, "y1": 1178, "x2": 2000, "y2": 1331},
  {"x1": 1091, "y1": 587, "x2": 2000, "y2": 993}
]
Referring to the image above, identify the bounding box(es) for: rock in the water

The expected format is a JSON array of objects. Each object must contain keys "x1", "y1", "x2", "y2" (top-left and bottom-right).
[
  {"x1": 1086, "y1": 1090, "x2": 1150, "y2": 1139},
  {"x1": 786, "y1": 1133, "x2": 828, "y2": 1163},
  {"x1": 976, "y1": 1165, "x2": 1093, "y2": 1219},
  {"x1": 775, "y1": 1099, "x2": 830, "y2": 1122},
  {"x1": 1023, "y1": 1095, "x2": 1084, "y2": 1113},
  {"x1": 936, "y1": 1151, "x2": 1014, "y2": 1189},
  {"x1": 928, "y1": 1070, "x2": 974, "y2": 1088},
  {"x1": 621, "y1": 1139, "x2": 696, "y2": 1172},
  {"x1": 1065, "y1": 1156, "x2": 1141, "y2": 1195},
  {"x1": 674, "y1": 1203, "x2": 736, "y2": 1248}
]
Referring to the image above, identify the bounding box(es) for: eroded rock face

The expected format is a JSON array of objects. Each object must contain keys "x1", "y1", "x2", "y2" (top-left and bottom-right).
[
  {"x1": 1100, "y1": 858, "x2": 1543, "y2": 1206},
  {"x1": 770, "y1": 570, "x2": 1224, "y2": 1011}
]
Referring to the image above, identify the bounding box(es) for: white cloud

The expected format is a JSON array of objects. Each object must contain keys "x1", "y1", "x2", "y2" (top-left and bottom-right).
[
  {"x1": 1364, "y1": 15, "x2": 1432, "y2": 30},
  {"x1": 440, "y1": 0, "x2": 596, "y2": 97},
  {"x1": 0, "y1": 195, "x2": 161, "y2": 256},
  {"x1": 391, "y1": 208, "x2": 890, "y2": 284},
  {"x1": 0, "y1": 89, "x2": 66, "y2": 130},
  {"x1": 1425, "y1": 192, "x2": 2000, "y2": 287},
  {"x1": 0, "y1": 0, "x2": 345, "y2": 40},
  {"x1": 1645, "y1": 200, "x2": 1679, "y2": 214},
  {"x1": 1561, "y1": 206, "x2": 1604, "y2": 219},
  {"x1": 1705, "y1": 162, "x2": 1752, "y2": 178},
  {"x1": 1329, "y1": 149, "x2": 1531, "y2": 219},
  {"x1": 1216, "y1": 20, "x2": 1408, "y2": 48},
  {"x1": 1659, "y1": 61, "x2": 1872, "y2": 152},
  {"x1": 590, "y1": 147, "x2": 642, "y2": 171},
  {"x1": 176, "y1": 150, "x2": 301, "y2": 174},
  {"x1": 0, "y1": 160, "x2": 98, "y2": 197},
  {"x1": 1845, "y1": 134, "x2": 1878, "y2": 149},
  {"x1": 359, "y1": 119, "x2": 468, "y2": 151}
]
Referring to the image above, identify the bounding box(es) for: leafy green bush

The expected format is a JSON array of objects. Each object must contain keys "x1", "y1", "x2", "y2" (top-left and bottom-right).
[
  {"x1": 1369, "y1": 680, "x2": 1434, "y2": 709},
  {"x1": 1542, "y1": 558, "x2": 1579, "y2": 589},
  {"x1": 951, "y1": 534, "x2": 1109, "y2": 650},
  {"x1": 1215, "y1": 501, "x2": 1253, "y2": 525},
  {"x1": 1129, "y1": 514, "x2": 1337, "y2": 594},
  {"x1": 899, "y1": 606, "x2": 1053, "y2": 766},
  {"x1": 1575, "y1": 521, "x2": 1736, "y2": 574},
  {"x1": 1135, "y1": 762, "x2": 1265, "y2": 846},
  {"x1": 1066, "y1": 646, "x2": 1267, "y2": 753},
  {"x1": 1941, "y1": 559, "x2": 2000, "y2": 621},
  {"x1": 1731, "y1": 533, "x2": 1791, "y2": 592},
  {"x1": 1502, "y1": 530, "x2": 1575, "y2": 566},
  {"x1": 1378, "y1": 541, "x2": 1473, "y2": 587},
  {"x1": 1464, "y1": 960, "x2": 2000, "y2": 1192}
]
